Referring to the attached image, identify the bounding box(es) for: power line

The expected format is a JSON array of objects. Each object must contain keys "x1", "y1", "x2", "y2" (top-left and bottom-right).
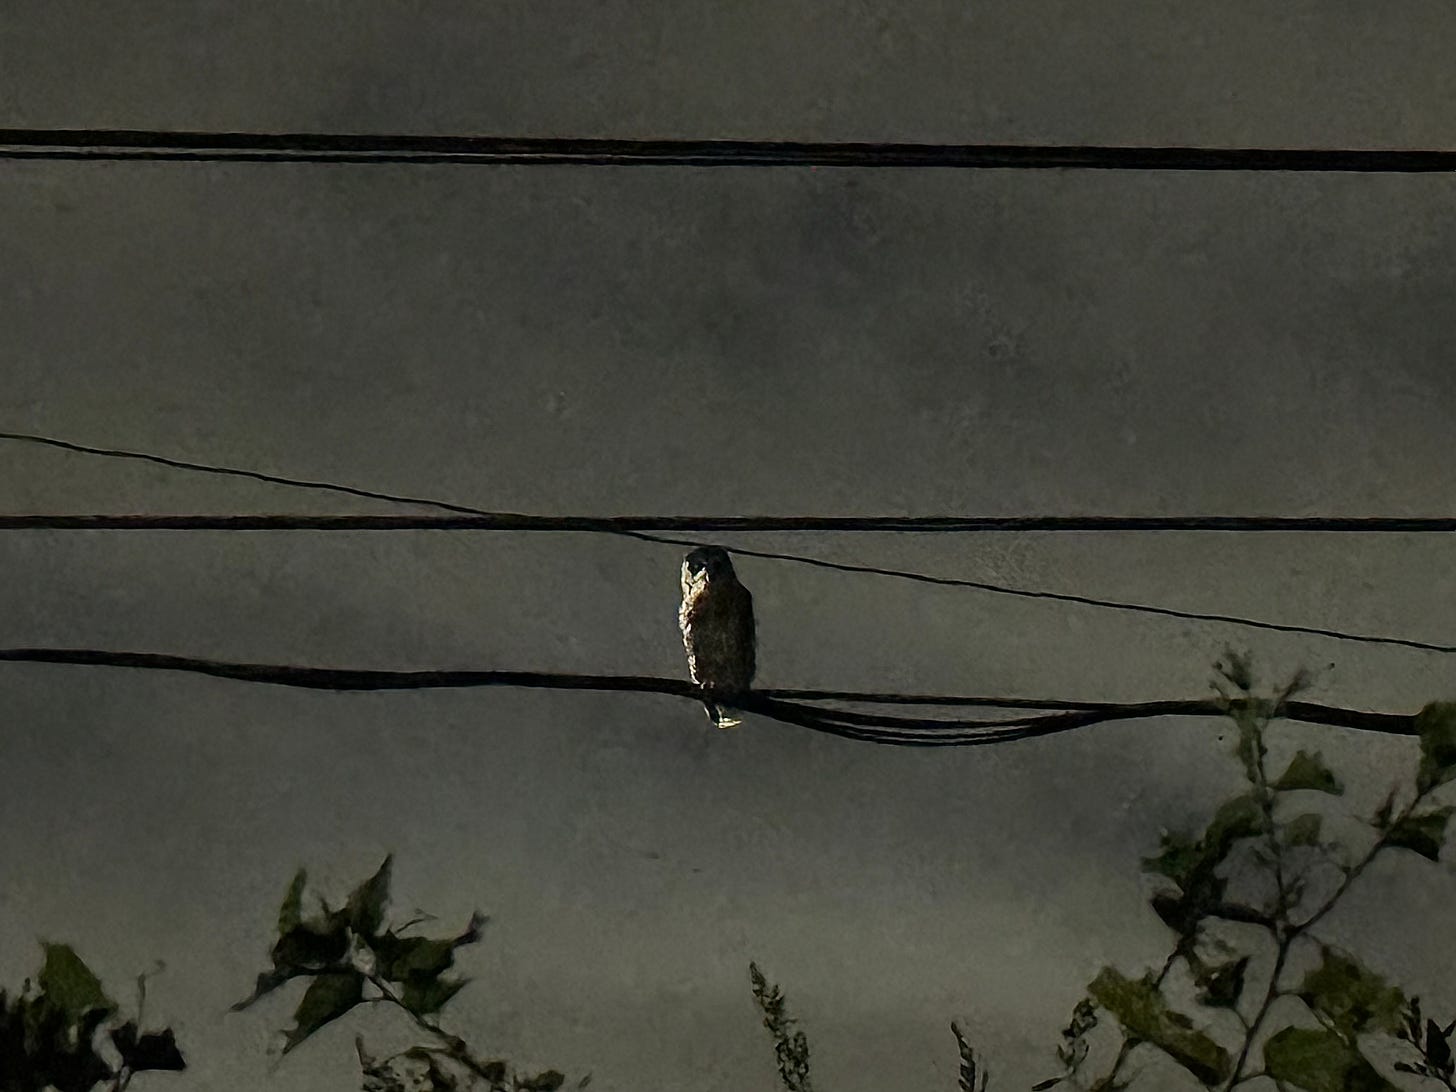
[
  {"x1": 0, "y1": 646, "x2": 1417, "y2": 747},
  {"x1": 3, "y1": 429, "x2": 1453, "y2": 654},
  {"x1": 9, "y1": 516, "x2": 1452, "y2": 651},
  {"x1": 3, "y1": 130, "x2": 1456, "y2": 173},
  {"x1": 7, "y1": 512, "x2": 1456, "y2": 534},
  {"x1": 6, "y1": 435, "x2": 1456, "y2": 533}
]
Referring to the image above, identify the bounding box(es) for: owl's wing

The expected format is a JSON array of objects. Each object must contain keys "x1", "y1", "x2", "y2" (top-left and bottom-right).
[{"x1": 729, "y1": 584, "x2": 756, "y2": 685}]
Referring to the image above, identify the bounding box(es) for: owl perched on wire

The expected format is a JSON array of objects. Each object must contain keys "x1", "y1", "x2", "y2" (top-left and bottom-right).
[{"x1": 678, "y1": 546, "x2": 756, "y2": 729}]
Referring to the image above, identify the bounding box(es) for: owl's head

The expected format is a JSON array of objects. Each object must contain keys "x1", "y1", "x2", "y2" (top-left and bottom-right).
[{"x1": 682, "y1": 545, "x2": 735, "y2": 584}]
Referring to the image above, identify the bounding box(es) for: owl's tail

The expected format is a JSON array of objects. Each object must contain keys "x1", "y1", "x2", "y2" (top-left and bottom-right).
[{"x1": 704, "y1": 701, "x2": 742, "y2": 730}]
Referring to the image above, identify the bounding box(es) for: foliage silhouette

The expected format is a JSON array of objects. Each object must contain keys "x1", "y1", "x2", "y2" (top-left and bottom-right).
[
  {"x1": 0, "y1": 944, "x2": 183, "y2": 1092},
  {"x1": 749, "y1": 963, "x2": 814, "y2": 1092},
  {"x1": 232, "y1": 855, "x2": 580, "y2": 1091},
  {"x1": 1045, "y1": 651, "x2": 1456, "y2": 1091},
  {"x1": 751, "y1": 652, "x2": 1456, "y2": 1091},
  {"x1": 9, "y1": 653, "x2": 1450, "y2": 1091}
]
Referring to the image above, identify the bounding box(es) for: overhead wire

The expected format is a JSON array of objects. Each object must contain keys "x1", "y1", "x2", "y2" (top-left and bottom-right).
[
  {"x1": 4, "y1": 129, "x2": 1456, "y2": 173},
  {"x1": 0, "y1": 647, "x2": 1419, "y2": 748},
  {"x1": 2, "y1": 430, "x2": 1453, "y2": 654}
]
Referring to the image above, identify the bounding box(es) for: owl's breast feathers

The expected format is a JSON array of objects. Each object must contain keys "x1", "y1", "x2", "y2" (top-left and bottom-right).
[{"x1": 679, "y1": 579, "x2": 756, "y2": 694}]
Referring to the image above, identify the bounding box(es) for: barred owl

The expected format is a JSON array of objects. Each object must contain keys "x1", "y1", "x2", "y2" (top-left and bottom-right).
[{"x1": 678, "y1": 546, "x2": 756, "y2": 729}]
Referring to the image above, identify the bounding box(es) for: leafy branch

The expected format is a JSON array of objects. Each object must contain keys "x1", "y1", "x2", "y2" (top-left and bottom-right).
[
  {"x1": 1034, "y1": 650, "x2": 1456, "y2": 1092},
  {"x1": 0, "y1": 944, "x2": 183, "y2": 1092},
  {"x1": 749, "y1": 964, "x2": 814, "y2": 1092},
  {"x1": 232, "y1": 856, "x2": 576, "y2": 1092}
]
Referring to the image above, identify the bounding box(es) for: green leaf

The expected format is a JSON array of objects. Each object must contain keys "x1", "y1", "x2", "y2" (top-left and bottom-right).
[
  {"x1": 278, "y1": 869, "x2": 307, "y2": 934},
  {"x1": 1423, "y1": 1018, "x2": 1453, "y2": 1076},
  {"x1": 1415, "y1": 702, "x2": 1456, "y2": 790},
  {"x1": 371, "y1": 912, "x2": 485, "y2": 983},
  {"x1": 1203, "y1": 793, "x2": 1268, "y2": 859},
  {"x1": 272, "y1": 918, "x2": 352, "y2": 972},
  {"x1": 347, "y1": 856, "x2": 394, "y2": 939},
  {"x1": 374, "y1": 934, "x2": 455, "y2": 981},
  {"x1": 1385, "y1": 809, "x2": 1453, "y2": 862},
  {"x1": 1298, "y1": 947, "x2": 1406, "y2": 1039},
  {"x1": 1142, "y1": 793, "x2": 1265, "y2": 926},
  {"x1": 1284, "y1": 813, "x2": 1324, "y2": 847},
  {"x1": 1274, "y1": 751, "x2": 1344, "y2": 795},
  {"x1": 37, "y1": 943, "x2": 115, "y2": 1024},
  {"x1": 1142, "y1": 833, "x2": 1203, "y2": 887},
  {"x1": 111, "y1": 1022, "x2": 186, "y2": 1072},
  {"x1": 401, "y1": 975, "x2": 468, "y2": 1016},
  {"x1": 1264, "y1": 1027, "x2": 1399, "y2": 1092},
  {"x1": 282, "y1": 971, "x2": 365, "y2": 1053},
  {"x1": 1087, "y1": 967, "x2": 1230, "y2": 1086}
]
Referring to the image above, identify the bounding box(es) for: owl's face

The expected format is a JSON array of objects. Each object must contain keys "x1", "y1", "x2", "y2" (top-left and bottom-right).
[{"x1": 682, "y1": 546, "x2": 735, "y2": 592}]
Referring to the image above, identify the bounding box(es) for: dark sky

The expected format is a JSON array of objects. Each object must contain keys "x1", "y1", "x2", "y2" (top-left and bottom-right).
[{"x1": 1, "y1": 5, "x2": 1454, "y2": 1090}]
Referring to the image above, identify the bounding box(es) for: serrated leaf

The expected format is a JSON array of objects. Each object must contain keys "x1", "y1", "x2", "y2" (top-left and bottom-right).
[
  {"x1": 1298, "y1": 947, "x2": 1406, "y2": 1039},
  {"x1": 1264, "y1": 1027, "x2": 1399, "y2": 1092},
  {"x1": 401, "y1": 975, "x2": 468, "y2": 1016},
  {"x1": 38, "y1": 943, "x2": 115, "y2": 1024},
  {"x1": 371, "y1": 912, "x2": 484, "y2": 983},
  {"x1": 282, "y1": 971, "x2": 365, "y2": 1053},
  {"x1": 347, "y1": 856, "x2": 394, "y2": 939},
  {"x1": 1087, "y1": 967, "x2": 1230, "y2": 1086},
  {"x1": 1285, "y1": 813, "x2": 1324, "y2": 847},
  {"x1": 1274, "y1": 751, "x2": 1344, "y2": 795},
  {"x1": 1415, "y1": 703, "x2": 1456, "y2": 790},
  {"x1": 1385, "y1": 809, "x2": 1453, "y2": 862}
]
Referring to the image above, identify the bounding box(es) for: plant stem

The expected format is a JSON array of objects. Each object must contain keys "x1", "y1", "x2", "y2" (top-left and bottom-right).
[
  {"x1": 365, "y1": 972, "x2": 499, "y2": 1083},
  {"x1": 1291, "y1": 785, "x2": 1433, "y2": 938},
  {"x1": 1223, "y1": 937, "x2": 1293, "y2": 1090},
  {"x1": 1224, "y1": 782, "x2": 1438, "y2": 1089},
  {"x1": 1248, "y1": 708, "x2": 1290, "y2": 920}
]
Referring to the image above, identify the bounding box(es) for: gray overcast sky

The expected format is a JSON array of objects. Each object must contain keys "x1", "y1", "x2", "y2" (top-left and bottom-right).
[{"x1": 1, "y1": 5, "x2": 1455, "y2": 1090}]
